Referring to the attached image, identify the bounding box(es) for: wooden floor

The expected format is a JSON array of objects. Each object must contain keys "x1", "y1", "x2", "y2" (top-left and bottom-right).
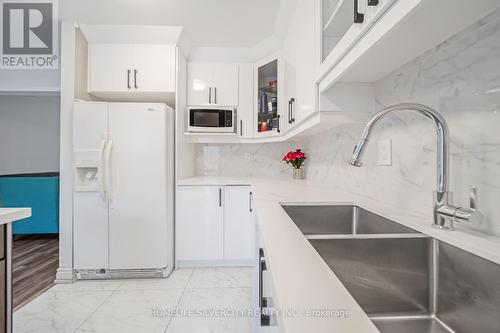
[{"x1": 12, "y1": 234, "x2": 59, "y2": 309}]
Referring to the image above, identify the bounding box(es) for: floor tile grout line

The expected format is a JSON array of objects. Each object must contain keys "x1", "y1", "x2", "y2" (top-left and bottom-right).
[
  {"x1": 71, "y1": 285, "x2": 121, "y2": 333},
  {"x1": 48, "y1": 279, "x2": 126, "y2": 293},
  {"x1": 164, "y1": 268, "x2": 195, "y2": 333}
]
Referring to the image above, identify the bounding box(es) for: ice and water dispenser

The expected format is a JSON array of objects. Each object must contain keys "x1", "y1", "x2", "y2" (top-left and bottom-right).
[{"x1": 74, "y1": 150, "x2": 101, "y2": 191}]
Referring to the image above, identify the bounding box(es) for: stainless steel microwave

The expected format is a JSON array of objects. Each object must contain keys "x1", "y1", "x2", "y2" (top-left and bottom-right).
[{"x1": 188, "y1": 108, "x2": 235, "y2": 133}]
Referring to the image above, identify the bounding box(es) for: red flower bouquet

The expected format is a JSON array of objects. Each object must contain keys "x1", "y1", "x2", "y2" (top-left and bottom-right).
[{"x1": 282, "y1": 149, "x2": 306, "y2": 169}]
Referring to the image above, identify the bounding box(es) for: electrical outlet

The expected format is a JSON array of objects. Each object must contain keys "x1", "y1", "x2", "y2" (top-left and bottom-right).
[
  {"x1": 378, "y1": 139, "x2": 392, "y2": 166},
  {"x1": 244, "y1": 152, "x2": 252, "y2": 161}
]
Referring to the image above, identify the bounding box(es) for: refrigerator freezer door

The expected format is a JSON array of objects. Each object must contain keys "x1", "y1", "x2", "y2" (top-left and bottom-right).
[
  {"x1": 74, "y1": 192, "x2": 109, "y2": 269},
  {"x1": 73, "y1": 102, "x2": 108, "y2": 151},
  {"x1": 73, "y1": 102, "x2": 109, "y2": 269},
  {"x1": 108, "y1": 103, "x2": 169, "y2": 269}
]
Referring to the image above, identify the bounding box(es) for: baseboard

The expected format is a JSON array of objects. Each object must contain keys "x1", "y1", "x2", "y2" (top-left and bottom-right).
[{"x1": 54, "y1": 268, "x2": 75, "y2": 284}]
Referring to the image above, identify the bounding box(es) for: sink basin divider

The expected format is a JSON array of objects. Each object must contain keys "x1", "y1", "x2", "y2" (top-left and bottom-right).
[
  {"x1": 352, "y1": 206, "x2": 359, "y2": 235},
  {"x1": 429, "y1": 238, "x2": 439, "y2": 316}
]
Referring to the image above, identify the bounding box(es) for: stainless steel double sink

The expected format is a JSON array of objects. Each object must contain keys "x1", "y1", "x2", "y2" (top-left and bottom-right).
[{"x1": 282, "y1": 204, "x2": 500, "y2": 333}]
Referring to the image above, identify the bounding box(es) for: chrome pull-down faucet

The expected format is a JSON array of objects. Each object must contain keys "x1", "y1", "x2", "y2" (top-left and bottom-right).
[{"x1": 348, "y1": 103, "x2": 477, "y2": 230}]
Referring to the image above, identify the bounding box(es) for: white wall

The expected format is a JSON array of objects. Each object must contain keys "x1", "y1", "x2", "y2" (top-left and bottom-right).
[
  {"x1": 0, "y1": 71, "x2": 60, "y2": 93},
  {"x1": 0, "y1": 95, "x2": 60, "y2": 175},
  {"x1": 175, "y1": 48, "x2": 196, "y2": 180},
  {"x1": 194, "y1": 9, "x2": 500, "y2": 237},
  {"x1": 56, "y1": 21, "x2": 79, "y2": 282}
]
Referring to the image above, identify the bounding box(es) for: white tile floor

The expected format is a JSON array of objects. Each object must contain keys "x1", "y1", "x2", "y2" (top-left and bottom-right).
[{"x1": 14, "y1": 267, "x2": 255, "y2": 333}]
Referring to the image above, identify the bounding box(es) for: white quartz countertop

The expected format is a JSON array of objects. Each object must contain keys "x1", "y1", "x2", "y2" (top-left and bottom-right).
[
  {"x1": 0, "y1": 208, "x2": 31, "y2": 225},
  {"x1": 178, "y1": 176, "x2": 500, "y2": 333}
]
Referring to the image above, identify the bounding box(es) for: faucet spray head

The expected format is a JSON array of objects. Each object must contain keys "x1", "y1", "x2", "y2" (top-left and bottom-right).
[{"x1": 348, "y1": 139, "x2": 369, "y2": 167}]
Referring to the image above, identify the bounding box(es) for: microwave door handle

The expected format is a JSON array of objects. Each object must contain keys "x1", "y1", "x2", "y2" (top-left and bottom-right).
[{"x1": 233, "y1": 108, "x2": 237, "y2": 134}]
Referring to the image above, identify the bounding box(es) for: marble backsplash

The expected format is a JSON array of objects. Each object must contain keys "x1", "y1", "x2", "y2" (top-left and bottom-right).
[{"x1": 195, "y1": 9, "x2": 500, "y2": 236}]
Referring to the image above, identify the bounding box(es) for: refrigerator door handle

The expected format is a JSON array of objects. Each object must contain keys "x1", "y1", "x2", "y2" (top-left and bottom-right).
[
  {"x1": 98, "y1": 138, "x2": 107, "y2": 204},
  {"x1": 104, "y1": 139, "x2": 114, "y2": 203}
]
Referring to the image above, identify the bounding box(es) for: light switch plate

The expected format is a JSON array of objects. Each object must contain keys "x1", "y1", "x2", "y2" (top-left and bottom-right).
[{"x1": 378, "y1": 139, "x2": 392, "y2": 166}]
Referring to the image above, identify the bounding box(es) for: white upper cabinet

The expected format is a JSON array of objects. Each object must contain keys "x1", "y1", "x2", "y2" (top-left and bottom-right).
[
  {"x1": 318, "y1": 0, "x2": 500, "y2": 90},
  {"x1": 133, "y1": 45, "x2": 176, "y2": 93},
  {"x1": 237, "y1": 63, "x2": 255, "y2": 138},
  {"x1": 318, "y1": 0, "x2": 399, "y2": 80},
  {"x1": 212, "y1": 63, "x2": 239, "y2": 106},
  {"x1": 187, "y1": 62, "x2": 213, "y2": 106},
  {"x1": 88, "y1": 44, "x2": 176, "y2": 100},
  {"x1": 88, "y1": 44, "x2": 134, "y2": 93},
  {"x1": 320, "y1": 0, "x2": 367, "y2": 65},
  {"x1": 283, "y1": 0, "x2": 318, "y2": 128},
  {"x1": 254, "y1": 55, "x2": 284, "y2": 137},
  {"x1": 187, "y1": 62, "x2": 239, "y2": 106}
]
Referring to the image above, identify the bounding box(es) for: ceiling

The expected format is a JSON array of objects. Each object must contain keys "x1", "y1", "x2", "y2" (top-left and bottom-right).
[{"x1": 61, "y1": 0, "x2": 281, "y2": 47}]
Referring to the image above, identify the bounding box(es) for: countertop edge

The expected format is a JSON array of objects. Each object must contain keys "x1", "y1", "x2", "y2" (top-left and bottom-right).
[{"x1": 0, "y1": 208, "x2": 32, "y2": 225}]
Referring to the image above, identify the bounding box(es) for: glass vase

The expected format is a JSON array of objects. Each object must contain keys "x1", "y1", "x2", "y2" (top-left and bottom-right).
[{"x1": 293, "y1": 168, "x2": 305, "y2": 180}]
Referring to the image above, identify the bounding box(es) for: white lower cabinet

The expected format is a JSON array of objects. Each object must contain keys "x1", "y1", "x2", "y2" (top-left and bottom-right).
[
  {"x1": 176, "y1": 186, "x2": 224, "y2": 261},
  {"x1": 224, "y1": 186, "x2": 255, "y2": 260},
  {"x1": 176, "y1": 185, "x2": 255, "y2": 265}
]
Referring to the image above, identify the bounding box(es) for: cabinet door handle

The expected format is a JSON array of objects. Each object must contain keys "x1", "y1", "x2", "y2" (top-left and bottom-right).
[
  {"x1": 259, "y1": 248, "x2": 270, "y2": 326},
  {"x1": 240, "y1": 120, "x2": 243, "y2": 136},
  {"x1": 288, "y1": 100, "x2": 292, "y2": 124},
  {"x1": 368, "y1": 0, "x2": 378, "y2": 5},
  {"x1": 354, "y1": 0, "x2": 364, "y2": 23},
  {"x1": 249, "y1": 191, "x2": 253, "y2": 212},
  {"x1": 290, "y1": 98, "x2": 295, "y2": 123},
  {"x1": 277, "y1": 115, "x2": 281, "y2": 133},
  {"x1": 134, "y1": 69, "x2": 138, "y2": 89},
  {"x1": 209, "y1": 87, "x2": 212, "y2": 104},
  {"x1": 214, "y1": 87, "x2": 217, "y2": 104},
  {"x1": 127, "y1": 69, "x2": 131, "y2": 89},
  {"x1": 218, "y1": 188, "x2": 222, "y2": 207}
]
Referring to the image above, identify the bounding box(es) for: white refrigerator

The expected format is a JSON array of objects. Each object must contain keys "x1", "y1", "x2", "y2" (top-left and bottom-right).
[{"x1": 72, "y1": 101, "x2": 174, "y2": 279}]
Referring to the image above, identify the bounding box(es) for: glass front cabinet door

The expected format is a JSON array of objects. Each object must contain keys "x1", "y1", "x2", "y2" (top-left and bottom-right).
[
  {"x1": 322, "y1": 0, "x2": 365, "y2": 63},
  {"x1": 320, "y1": 0, "x2": 397, "y2": 68},
  {"x1": 255, "y1": 56, "x2": 284, "y2": 137}
]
